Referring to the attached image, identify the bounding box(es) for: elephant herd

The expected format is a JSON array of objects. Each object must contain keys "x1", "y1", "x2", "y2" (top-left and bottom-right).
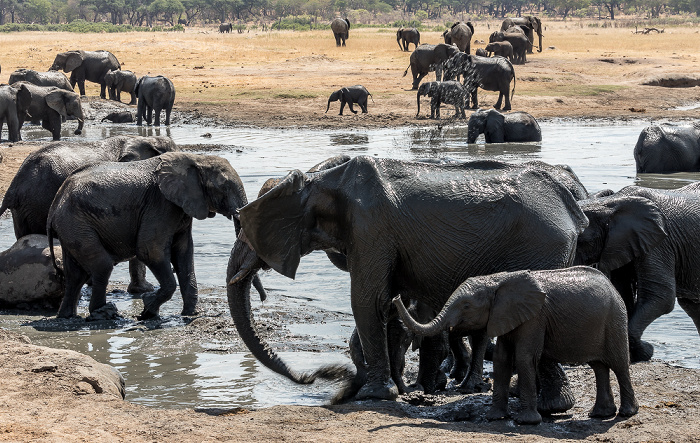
[{"x1": 0, "y1": 49, "x2": 175, "y2": 142}]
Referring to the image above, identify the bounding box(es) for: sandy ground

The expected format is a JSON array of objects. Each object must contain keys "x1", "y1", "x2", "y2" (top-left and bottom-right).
[{"x1": 1, "y1": 22, "x2": 700, "y2": 441}]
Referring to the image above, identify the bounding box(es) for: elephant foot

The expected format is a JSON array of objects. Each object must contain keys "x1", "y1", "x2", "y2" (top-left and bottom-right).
[
  {"x1": 459, "y1": 376, "x2": 491, "y2": 394},
  {"x1": 86, "y1": 302, "x2": 121, "y2": 322},
  {"x1": 538, "y1": 386, "x2": 575, "y2": 415},
  {"x1": 355, "y1": 379, "x2": 399, "y2": 401},
  {"x1": 138, "y1": 293, "x2": 162, "y2": 320},
  {"x1": 630, "y1": 340, "x2": 654, "y2": 362},
  {"x1": 136, "y1": 308, "x2": 159, "y2": 321},
  {"x1": 486, "y1": 405, "x2": 508, "y2": 421},
  {"x1": 127, "y1": 280, "x2": 155, "y2": 294},
  {"x1": 589, "y1": 401, "x2": 617, "y2": 419},
  {"x1": 618, "y1": 400, "x2": 639, "y2": 417},
  {"x1": 181, "y1": 305, "x2": 197, "y2": 316},
  {"x1": 514, "y1": 409, "x2": 542, "y2": 425}
]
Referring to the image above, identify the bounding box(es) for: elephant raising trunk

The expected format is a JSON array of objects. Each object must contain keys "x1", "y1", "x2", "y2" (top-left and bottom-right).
[{"x1": 227, "y1": 230, "x2": 355, "y2": 392}]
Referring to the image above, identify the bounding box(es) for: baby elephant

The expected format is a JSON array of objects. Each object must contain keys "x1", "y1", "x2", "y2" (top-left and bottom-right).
[
  {"x1": 467, "y1": 109, "x2": 541, "y2": 143},
  {"x1": 485, "y1": 41, "x2": 514, "y2": 61},
  {"x1": 475, "y1": 48, "x2": 488, "y2": 57},
  {"x1": 102, "y1": 111, "x2": 135, "y2": 123},
  {"x1": 416, "y1": 81, "x2": 468, "y2": 119},
  {"x1": 394, "y1": 266, "x2": 639, "y2": 425},
  {"x1": 326, "y1": 85, "x2": 372, "y2": 115}
]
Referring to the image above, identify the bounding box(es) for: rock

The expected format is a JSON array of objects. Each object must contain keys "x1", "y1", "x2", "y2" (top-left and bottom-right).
[
  {"x1": 0, "y1": 235, "x2": 64, "y2": 309},
  {"x1": 642, "y1": 74, "x2": 700, "y2": 88}
]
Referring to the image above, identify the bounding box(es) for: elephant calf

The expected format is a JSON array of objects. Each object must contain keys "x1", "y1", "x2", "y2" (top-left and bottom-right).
[
  {"x1": 416, "y1": 81, "x2": 468, "y2": 119},
  {"x1": 394, "y1": 266, "x2": 639, "y2": 425},
  {"x1": 485, "y1": 41, "x2": 514, "y2": 62},
  {"x1": 467, "y1": 109, "x2": 541, "y2": 143},
  {"x1": 326, "y1": 85, "x2": 371, "y2": 115}
]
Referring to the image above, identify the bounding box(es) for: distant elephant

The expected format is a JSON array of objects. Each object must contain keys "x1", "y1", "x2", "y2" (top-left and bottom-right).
[
  {"x1": 326, "y1": 85, "x2": 371, "y2": 115},
  {"x1": 634, "y1": 123, "x2": 700, "y2": 173},
  {"x1": 475, "y1": 48, "x2": 488, "y2": 57},
  {"x1": 396, "y1": 27, "x2": 420, "y2": 51},
  {"x1": 48, "y1": 152, "x2": 248, "y2": 320},
  {"x1": 0, "y1": 135, "x2": 177, "y2": 293},
  {"x1": 135, "y1": 75, "x2": 175, "y2": 126},
  {"x1": 501, "y1": 16, "x2": 543, "y2": 53},
  {"x1": 489, "y1": 30, "x2": 528, "y2": 64},
  {"x1": 219, "y1": 23, "x2": 232, "y2": 33},
  {"x1": 331, "y1": 18, "x2": 350, "y2": 47},
  {"x1": 393, "y1": 267, "x2": 639, "y2": 425},
  {"x1": 9, "y1": 69, "x2": 73, "y2": 92},
  {"x1": 227, "y1": 156, "x2": 588, "y2": 405},
  {"x1": 443, "y1": 53, "x2": 515, "y2": 111},
  {"x1": 467, "y1": 109, "x2": 541, "y2": 143},
  {"x1": 575, "y1": 183, "x2": 700, "y2": 363},
  {"x1": 0, "y1": 84, "x2": 32, "y2": 142},
  {"x1": 403, "y1": 43, "x2": 460, "y2": 90},
  {"x1": 416, "y1": 81, "x2": 468, "y2": 119},
  {"x1": 11, "y1": 82, "x2": 84, "y2": 140},
  {"x1": 102, "y1": 111, "x2": 134, "y2": 123},
  {"x1": 485, "y1": 41, "x2": 514, "y2": 62},
  {"x1": 104, "y1": 69, "x2": 137, "y2": 105},
  {"x1": 49, "y1": 50, "x2": 121, "y2": 98},
  {"x1": 442, "y1": 21, "x2": 474, "y2": 53},
  {"x1": 0, "y1": 235, "x2": 63, "y2": 309}
]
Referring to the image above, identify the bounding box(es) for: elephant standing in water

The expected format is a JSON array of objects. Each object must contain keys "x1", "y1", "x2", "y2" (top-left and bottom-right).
[
  {"x1": 416, "y1": 81, "x2": 469, "y2": 119},
  {"x1": 442, "y1": 21, "x2": 474, "y2": 53},
  {"x1": 396, "y1": 28, "x2": 420, "y2": 51},
  {"x1": 634, "y1": 123, "x2": 700, "y2": 173},
  {"x1": 9, "y1": 69, "x2": 73, "y2": 91},
  {"x1": 49, "y1": 50, "x2": 120, "y2": 98},
  {"x1": 0, "y1": 135, "x2": 178, "y2": 293},
  {"x1": 331, "y1": 18, "x2": 350, "y2": 46},
  {"x1": 49, "y1": 153, "x2": 249, "y2": 320},
  {"x1": 403, "y1": 43, "x2": 460, "y2": 90},
  {"x1": 12, "y1": 82, "x2": 84, "y2": 140},
  {"x1": 227, "y1": 156, "x2": 588, "y2": 405},
  {"x1": 136, "y1": 75, "x2": 175, "y2": 126},
  {"x1": 0, "y1": 84, "x2": 32, "y2": 142},
  {"x1": 575, "y1": 184, "x2": 700, "y2": 362},
  {"x1": 501, "y1": 16, "x2": 543, "y2": 53},
  {"x1": 467, "y1": 109, "x2": 541, "y2": 143}
]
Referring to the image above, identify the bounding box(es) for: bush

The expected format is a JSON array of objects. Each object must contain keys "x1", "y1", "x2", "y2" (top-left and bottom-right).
[
  {"x1": 0, "y1": 19, "x2": 186, "y2": 33},
  {"x1": 392, "y1": 19, "x2": 422, "y2": 28}
]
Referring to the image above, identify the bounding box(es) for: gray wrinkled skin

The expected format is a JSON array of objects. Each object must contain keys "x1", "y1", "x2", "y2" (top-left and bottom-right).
[{"x1": 634, "y1": 123, "x2": 700, "y2": 173}]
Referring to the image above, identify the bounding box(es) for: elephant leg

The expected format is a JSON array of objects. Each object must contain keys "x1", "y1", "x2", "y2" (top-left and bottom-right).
[
  {"x1": 514, "y1": 349, "x2": 542, "y2": 425},
  {"x1": 100, "y1": 82, "x2": 107, "y2": 99},
  {"x1": 612, "y1": 362, "x2": 639, "y2": 417},
  {"x1": 347, "y1": 101, "x2": 357, "y2": 115},
  {"x1": 338, "y1": 100, "x2": 345, "y2": 116},
  {"x1": 127, "y1": 259, "x2": 154, "y2": 294},
  {"x1": 146, "y1": 107, "x2": 153, "y2": 125},
  {"x1": 56, "y1": 251, "x2": 90, "y2": 318},
  {"x1": 537, "y1": 357, "x2": 575, "y2": 414},
  {"x1": 86, "y1": 255, "x2": 115, "y2": 317},
  {"x1": 138, "y1": 259, "x2": 178, "y2": 320},
  {"x1": 486, "y1": 338, "x2": 513, "y2": 420},
  {"x1": 334, "y1": 34, "x2": 341, "y2": 46},
  {"x1": 359, "y1": 99, "x2": 368, "y2": 114},
  {"x1": 460, "y1": 330, "x2": 489, "y2": 393},
  {"x1": 416, "y1": 333, "x2": 448, "y2": 393},
  {"x1": 137, "y1": 102, "x2": 145, "y2": 126},
  {"x1": 44, "y1": 113, "x2": 62, "y2": 141},
  {"x1": 494, "y1": 92, "x2": 504, "y2": 110},
  {"x1": 164, "y1": 107, "x2": 172, "y2": 126},
  {"x1": 387, "y1": 314, "x2": 411, "y2": 394},
  {"x1": 170, "y1": 229, "x2": 198, "y2": 316},
  {"x1": 412, "y1": 73, "x2": 426, "y2": 90},
  {"x1": 153, "y1": 106, "x2": 162, "y2": 126},
  {"x1": 129, "y1": 92, "x2": 137, "y2": 106},
  {"x1": 449, "y1": 333, "x2": 470, "y2": 381},
  {"x1": 588, "y1": 361, "x2": 616, "y2": 418},
  {"x1": 610, "y1": 264, "x2": 636, "y2": 316},
  {"x1": 470, "y1": 90, "x2": 479, "y2": 109},
  {"x1": 677, "y1": 297, "x2": 700, "y2": 335}
]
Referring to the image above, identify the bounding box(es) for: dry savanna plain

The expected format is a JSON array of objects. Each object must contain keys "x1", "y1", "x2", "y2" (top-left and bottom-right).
[{"x1": 1, "y1": 21, "x2": 700, "y2": 442}]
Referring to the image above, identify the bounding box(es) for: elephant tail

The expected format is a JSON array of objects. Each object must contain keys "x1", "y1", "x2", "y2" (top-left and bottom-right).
[
  {"x1": 47, "y1": 224, "x2": 64, "y2": 283},
  {"x1": 505, "y1": 57, "x2": 516, "y2": 100},
  {"x1": 368, "y1": 91, "x2": 374, "y2": 103},
  {"x1": 403, "y1": 63, "x2": 411, "y2": 77}
]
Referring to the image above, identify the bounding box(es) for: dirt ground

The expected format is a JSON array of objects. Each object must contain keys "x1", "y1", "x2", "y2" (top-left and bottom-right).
[{"x1": 1, "y1": 22, "x2": 700, "y2": 442}]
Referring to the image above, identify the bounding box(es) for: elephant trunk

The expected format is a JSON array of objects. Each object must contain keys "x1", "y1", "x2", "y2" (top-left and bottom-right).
[
  {"x1": 392, "y1": 296, "x2": 451, "y2": 337},
  {"x1": 538, "y1": 32, "x2": 543, "y2": 52},
  {"x1": 326, "y1": 97, "x2": 332, "y2": 113},
  {"x1": 227, "y1": 234, "x2": 353, "y2": 386},
  {"x1": 416, "y1": 91, "x2": 421, "y2": 117},
  {"x1": 74, "y1": 118, "x2": 84, "y2": 135}
]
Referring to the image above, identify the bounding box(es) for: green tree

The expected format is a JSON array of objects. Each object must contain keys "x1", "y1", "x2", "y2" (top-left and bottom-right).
[
  {"x1": 553, "y1": 0, "x2": 591, "y2": 18},
  {"x1": 22, "y1": 0, "x2": 52, "y2": 22},
  {"x1": 148, "y1": 0, "x2": 184, "y2": 24}
]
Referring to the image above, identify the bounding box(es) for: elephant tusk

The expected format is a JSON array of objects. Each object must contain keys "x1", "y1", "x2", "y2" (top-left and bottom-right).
[{"x1": 228, "y1": 266, "x2": 252, "y2": 285}]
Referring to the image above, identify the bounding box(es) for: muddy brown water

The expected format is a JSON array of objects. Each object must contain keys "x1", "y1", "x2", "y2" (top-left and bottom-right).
[{"x1": 1, "y1": 119, "x2": 699, "y2": 410}]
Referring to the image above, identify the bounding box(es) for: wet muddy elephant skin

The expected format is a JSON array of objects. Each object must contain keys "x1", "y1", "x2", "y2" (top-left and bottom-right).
[
  {"x1": 443, "y1": 53, "x2": 515, "y2": 111},
  {"x1": 48, "y1": 152, "x2": 248, "y2": 320},
  {"x1": 575, "y1": 183, "x2": 700, "y2": 363},
  {"x1": 135, "y1": 75, "x2": 175, "y2": 126},
  {"x1": 416, "y1": 81, "x2": 469, "y2": 119},
  {"x1": 49, "y1": 50, "x2": 120, "y2": 98},
  {"x1": 442, "y1": 21, "x2": 474, "y2": 53},
  {"x1": 467, "y1": 109, "x2": 542, "y2": 143},
  {"x1": 0, "y1": 84, "x2": 32, "y2": 143},
  {"x1": 403, "y1": 43, "x2": 460, "y2": 90},
  {"x1": 227, "y1": 156, "x2": 588, "y2": 402},
  {"x1": 11, "y1": 82, "x2": 84, "y2": 141},
  {"x1": 105, "y1": 69, "x2": 137, "y2": 105},
  {"x1": 634, "y1": 123, "x2": 700, "y2": 173},
  {"x1": 9, "y1": 69, "x2": 74, "y2": 92},
  {"x1": 394, "y1": 267, "x2": 638, "y2": 425}
]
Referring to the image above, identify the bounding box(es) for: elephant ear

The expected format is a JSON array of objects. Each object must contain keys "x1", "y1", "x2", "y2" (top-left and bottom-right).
[
  {"x1": 106, "y1": 52, "x2": 121, "y2": 70},
  {"x1": 156, "y1": 153, "x2": 210, "y2": 220},
  {"x1": 15, "y1": 84, "x2": 32, "y2": 115},
  {"x1": 487, "y1": 271, "x2": 546, "y2": 338},
  {"x1": 484, "y1": 110, "x2": 505, "y2": 143},
  {"x1": 466, "y1": 21, "x2": 474, "y2": 35},
  {"x1": 119, "y1": 138, "x2": 168, "y2": 162},
  {"x1": 238, "y1": 170, "x2": 309, "y2": 279},
  {"x1": 64, "y1": 52, "x2": 83, "y2": 72},
  {"x1": 45, "y1": 90, "x2": 67, "y2": 118},
  {"x1": 597, "y1": 195, "x2": 667, "y2": 273}
]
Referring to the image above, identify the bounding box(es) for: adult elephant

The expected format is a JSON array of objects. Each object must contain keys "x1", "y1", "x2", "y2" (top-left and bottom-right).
[
  {"x1": 634, "y1": 123, "x2": 700, "y2": 173},
  {"x1": 0, "y1": 135, "x2": 177, "y2": 293},
  {"x1": 442, "y1": 21, "x2": 474, "y2": 53},
  {"x1": 575, "y1": 184, "x2": 700, "y2": 363},
  {"x1": 467, "y1": 109, "x2": 541, "y2": 143},
  {"x1": 331, "y1": 18, "x2": 350, "y2": 47},
  {"x1": 104, "y1": 69, "x2": 137, "y2": 105},
  {"x1": 0, "y1": 84, "x2": 32, "y2": 142},
  {"x1": 219, "y1": 23, "x2": 232, "y2": 33},
  {"x1": 501, "y1": 16, "x2": 543, "y2": 53},
  {"x1": 443, "y1": 53, "x2": 515, "y2": 111},
  {"x1": 396, "y1": 27, "x2": 420, "y2": 51},
  {"x1": 489, "y1": 30, "x2": 528, "y2": 64},
  {"x1": 48, "y1": 152, "x2": 248, "y2": 320},
  {"x1": 12, "y1": 82, "x2": 84, "y2": 140},
  {"x1": 227, "y1": 156, "x2": 588, "y2": 403},
  {"x1": 49, "y1": 50, "x2": 120, "y2": 99},
  {"x1": 403, "y1": 43, "x2": 460, "y2": 90},
  {"x1": 135, "y1": 75, "x2": 175, "y2": 126},
  {"x1": 9, "y1": 69, "x2": 73, "y2": 92}
]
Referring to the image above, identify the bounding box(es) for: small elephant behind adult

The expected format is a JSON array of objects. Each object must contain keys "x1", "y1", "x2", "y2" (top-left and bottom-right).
[
  {"x1": 102, "y1": 111, "x2": 135, "y2": 123},
  {"x1": 634, "y1": 123, "x2": 700, "y2": 173},
  {"x1": 49, "y1": 50, "x2": 120, "y2": 98},
  {"x1": 326, "y1": 85, "x2": 371, "y2": 115},
  {"x1": 330, "y1": 18, "x2": 350, "y2": 46},
  {"x1": 11, "y1": 82, "x2": 84, "y2": 140},
  {"x1": 501, "y1": 16, "x2": 543, "y2": 53},
  {"x1": 396, "y1": 27, "x2": 420, "y2": 51},
  {"x1": 135, "y1": 75, "x2": 175, "y2": 126},
  {"x1": 485, "y1": 41, "x2": 514, "y2": 62},
  {"x1": 442, "y1": 21, "x2": 474, "y2": 53},
  {"x1": 48, "y1": 152, "x2": 249, "y2": 320},
  {"x1": 394, "y1": 266, "x2": 639, "y2": 425},
  {"x1": 467, "y1": 109, "x2": 541, "y2": 143},
  {"x1": 0, "y1": 83, "x2": 32, "y2": 142},
  {"x1": 9, "y1": 69, "x2": 73, "y2": 92},
  {"x1": 104, "y1": 69, "x2": 137, "y2": 105},
  {"x1": 443, "y1": 53, "x2": 516, "y2": 111},
  {"x1": 475, "y1": 48, "x2": 488, "y2": 57},
  {"x1": 416, "y1": 81, "x2": 468, "y2": 119},
  {"x1": 489, "y1": 29, "x2": 528, "y2": 64}
]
